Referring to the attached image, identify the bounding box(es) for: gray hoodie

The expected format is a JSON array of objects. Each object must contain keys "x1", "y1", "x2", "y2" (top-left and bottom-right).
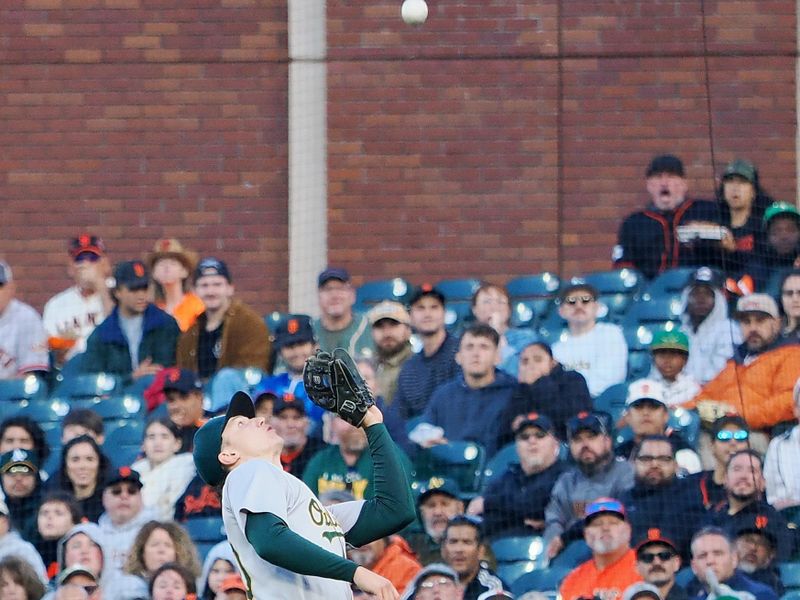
[
  {"x1": 198, "y1": 540, "x2": 238, "y2": 599},
  {"x1": 0, "y1": 529, "x2": 47, "y2": 584}
]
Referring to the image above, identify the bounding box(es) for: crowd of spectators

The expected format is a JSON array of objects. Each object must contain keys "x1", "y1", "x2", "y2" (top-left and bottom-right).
[{"x1": 0, "y1": 153, "x2": 799, "y2": 599}]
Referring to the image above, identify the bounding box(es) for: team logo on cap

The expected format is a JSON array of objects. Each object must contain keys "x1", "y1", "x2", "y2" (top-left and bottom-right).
[
  {"x1": 756, "y1": 515, "x2": 768, "y2": 529},
  {"x1": 79, "y1": 234, "x2": 91, "y2": 247},
  {"x1": 577, "y1": 411, "x2": 589, "y2": 419},
  {"x1": 159, "y1": 239, "x2": 172, "y2": 251},
  {"x1": 11, "y1": 449, "x2": 27, "y2": 463},
  {"x1": 695, "y1": 267, "x2": 713, "y2": 282},
  {"x1": 526, "y1": 411, "x2": 540, "y2": 420},
  {"x1": 647, "y1": 528, "x2": 662, "y2": 541},
  {"x1": 133, "y1": 263, "x2": 145, "y2": 277},
  {"x1": 168, "y1": 369, "x2": 180, "y2": 382},
  {"x1": 288, "y1": 319, "x2": 299, "y2": 334}
]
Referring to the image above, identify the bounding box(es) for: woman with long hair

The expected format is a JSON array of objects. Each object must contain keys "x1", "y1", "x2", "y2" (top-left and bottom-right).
[
  {"x1": 146, "y1": 238, "x2": 204, "y2": 332},
  {"x1": 779, "y1": 268, "x2": 800, "y2": 341},
  {"x1": 124, "y1": 520, "x2": 201, "y2": 587},
  {"x1": 46, "y1": 434, "x2": 110, "y2": 522}
]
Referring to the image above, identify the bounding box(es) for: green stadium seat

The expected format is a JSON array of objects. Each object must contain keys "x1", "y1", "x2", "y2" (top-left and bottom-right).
[
  {"x1": 355, "y1": 278, "x2": 411, "y2": 307},
  {"x1": 536, "y1": 311, "x2": 565, "y2": 342},
  {"x1": 69, "y1": 394, "x2": 145, "y2": 421},
  {"x1": 483, "y1": 443, "x2": 519, "y2": 489},
  {"x1": 624, "y1": 322, "x2": 681, "y2": 351},
  {"x1": 507, "y1": 273, "x2": 561, "y2": 299},
  {"x1": 511, "y1": 565, "x2": 572, "y2": 597},
  {"x1": 582, "y1": 269, "x2": 644, "y2": 296},
  {"x1": 415, "y1": 441, "x2": 487, "y2": 494},
  {"x1": 52, "y1": 372, "x2": 120, "y2": 400},
  {"x1": 435, "y1": 278, "x2": 481, "y2": 302}
]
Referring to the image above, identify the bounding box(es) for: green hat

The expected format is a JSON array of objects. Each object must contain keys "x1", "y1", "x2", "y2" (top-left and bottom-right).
[
  {"x1": 192, "y1": 391, "x2": 255, "y2": 487},
  {"x1": 764, "y1": 202, "x2": 800, "y2": 226},
  {"x1": 650, "y1": 330, "x2": 689, "y2": 353},
  {"x1": 722, "y1": 159, "x2": 756, "y2": 185}
]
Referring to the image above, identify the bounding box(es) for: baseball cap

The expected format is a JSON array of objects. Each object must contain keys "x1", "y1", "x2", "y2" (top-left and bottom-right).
[
  {"x1": 195, "y1": 257, "x2": 231, "y2": 283},
  {"x1": 113, "y1": 260, "x2": 149, "y2": 289},
  {"x1": 687, "y1": 266, "x2": 724, "y2": 291},
  {"x1": 416, "y1": 477, "x2": 461, "y2": 506},
  {"x1": 221, "y1": 574, "x2": 247, "y2": 593},
  {"x1": 407, "y1": 283, "x2": 446, "y2": 307},
  {"x1": 635, "y1": 527, "x2": 679, "y2": 554},
  {"x1": 711, "y1": 414, "x2": 749, "y2": 436},
  {"x1": 622, "y1": 583, "x2": 662, "y2": 600},
  {"x1": 0, "y1": 448, "x2": 39, "y2": 474},
  {"x1": 318, "y1": 267, "x2": 350, "y2": 287},
  {"x1": 106, "y1": 466, "x2": 143, "y2": 489},
  {"x1": 406, "y1": 563, "x2": 459, "y2": 596},
  {"x1": 57, "y1": 564, "x2": 98, "y2": 586},
  {"x1": 162, "y1": 368, "x2": 203, "y2": 394},
  {"x1": 736, "y1": 294, "x2": 780, "y2": 319},
  {"x1": 513, "y1": 412, "x2": 555, "y2": 436},
  {"x1": 69, "y1": 234, "x2": 106, "y2": 259},
  {"x1": 272, "y1": 394, "x2": 306, "y2": 415},
  {"x1": 193, "y1": 391, "x2": 256, "y2": 486},
  {"x1": 649, "y1": 329, "x2": 689, "y2": 353},
  {"x1": 558, "y1": 278, "x2": 599, "y2": 302},
  {"x1": 0, "y1": 262, "x2": 13, "y2": 285},
  {"x1": 585, "y1": 497, "x2": 627, "y2": 524},
  {"x1": 734, "y1": 513, "x2": 780, "y2": 548},
  {"x1": 368, "y1": 300, "x2": 411, "y2": 326},
  {"x1": 274, "y1": 315, "x2": 315, "y2": 349},
  {"x1": 764, "y1": 202, "x2": 800, "y2": 227},
  {"x1": 646, "y1": 154, "x2": 685, "y2": 178},
  {"x1": 626, "y1": 379, "x2": 667, "y2": 408},
  {"x1": 567, "y1": 411, "x2": 608, "y2": 438},
  {"x1": 722, "y1": 159, "x2": 757, "y2": 185}
]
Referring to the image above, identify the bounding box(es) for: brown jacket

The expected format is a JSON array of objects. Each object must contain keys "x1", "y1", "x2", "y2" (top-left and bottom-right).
[{"x1": 176, "y1": 299, "x2": 271, "y2": 374}]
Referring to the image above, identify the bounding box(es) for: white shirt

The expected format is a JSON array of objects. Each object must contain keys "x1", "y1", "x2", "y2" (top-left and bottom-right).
[
  {"x1": 553, "y1": 322, "x2": 628, "y2": 396},
  {"x1": 0, "y1": 299, "x2": 49, "y2": 378},
  {"x1": 223, "y1": 459, "x2": 365, "y2": 600},
  {"x1": 764, "y1": 425, "x2": 800, "y2": 507},
  {"x1": 43, "y1": 286, "x2": 106, "y2": 357},
  {"x1": 132, "y1": 453, "x2": 196, "y2": 521}
]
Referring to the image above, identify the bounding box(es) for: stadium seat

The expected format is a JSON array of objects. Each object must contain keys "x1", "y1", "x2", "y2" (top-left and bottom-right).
[
  {"x1": 507, "y1": 273, "x2": 561, "y2": 326},
  {"x1": 536, "y1": 311, "x2": 565, "y2": 342},
  {"x1": 69, "y1": 394, "x2": 145, "y2": 420},
  {"x1": 511, "y1": 565, "x2": 572, "y2": 597},
  {"x1": 627, "y1": 350, "x2": 652, "y2": 381},
  {"x1": 265, "y1": 311, "x2": 290, "y2": 334},
  {"x1": 103, "y1": 421, "x2": 145, "y2": 467},
  {"x1": 781, "y1": 592, "x2": 800, "y2": 600},
  {"x1": 52, "y1": 372, "x2": 120, "y2": 400},
  {"x1": 444, "y1": 301, "x2": 474, "y2": 332},
  {"x1": 184, "y1": 516, "x2": 226, "y2": 560},
  {"x1": 0, "y1": 375, "x2": 47, "y2": 403},
  {"x1": 435, "y1": 278, "x2": 481, "y2": 302},
  {"x1": 510, "y1": 299, "x2": 552, "y2": 328},
  {"x1": 483, "y1": 443, "x2": 519, "y2": 489},
  {"x1": 669, "y1": 407, "x2": 700, "y2": 449},
  {"x1": 622, "y1": 296, "x2": 683, "y2": 327},
  {"x1": 492, "y1": 536, "x2": 547, "y2": 585},
  {"x1": 593, "y1": 384, "x2": 628, "y2": 424},
  {"x1": 675, "y1": 566, "x2": 694, "y2": 587},
  {"x1": 624, "y1": 322, "x2": 681, "y2": 352},
  {"x1": 641, "y1": 267, "x2": 696, "y2": 299},
  {"x1": 582, "y1": 269, "x2": 644, "y2": 322},
  {"x1": 355, "y1": 278, "x2": 411, "y2": 307},
  {"x1": 14, "y1": 397, "x2": 71, "y2": 425},
  {"x1": 780, "y1": 563, "x2": 800, "y2": 590},
  {"x1": 415, "y1": 441, "x2": 487, "y2": 494}
]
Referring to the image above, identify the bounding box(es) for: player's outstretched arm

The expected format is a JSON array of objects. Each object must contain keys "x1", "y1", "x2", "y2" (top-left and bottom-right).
[{"x1": 343, "y1": 406, "x2": 416, "y2": 548}]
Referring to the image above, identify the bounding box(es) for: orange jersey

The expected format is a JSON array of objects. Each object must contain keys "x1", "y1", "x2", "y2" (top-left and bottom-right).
[
  {"x1": 559, "y1": 549, "x2": 642, "y2": 600},
  {"x1": 159, "y1": 292, "x2": 205, "y2": 332}
]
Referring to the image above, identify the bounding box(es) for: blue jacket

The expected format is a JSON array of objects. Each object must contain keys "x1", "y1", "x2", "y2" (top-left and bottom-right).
[
  {"x1": 685, "y1": 570, "x2": 779, "y2": 600},
  {"x1": 81, "y1": 304, "x2": 179, "y2": 378},
  {"x1": 421, "y1": 370, "x2": 517, "y2": 457}
]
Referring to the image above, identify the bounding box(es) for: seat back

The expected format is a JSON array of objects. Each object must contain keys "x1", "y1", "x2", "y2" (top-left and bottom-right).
[
  {"x1": 435, "y1": 278, "x2": 481, "y2": 302},
  {"x1": 0, "y1": 375, "x2": 47, "y2": 403},
  {"x1": 511, "y1": 565, "x2": 572, "y2": 597},
  {"x1": 483, "y1": 443, "x2": 519, "y2": 489},
  {"x1": 415, "y1": 442, "x2": 487, "y2": 493},
  {"x1": 355, "y1": 278, "x2": 411, "y2": 307},
  {"x1": 52, "y1": 372, "x2": 120, "y2": 400}
]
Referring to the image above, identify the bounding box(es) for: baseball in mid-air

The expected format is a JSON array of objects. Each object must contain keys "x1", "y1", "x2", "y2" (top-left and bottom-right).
[{"x1": 401, "y1": 0, "x2": 428, "y2": 26}]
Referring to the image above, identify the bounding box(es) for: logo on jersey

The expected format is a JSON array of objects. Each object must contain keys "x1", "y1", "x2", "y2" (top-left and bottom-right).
[
  {"x1": 308, "y1": 498, "x2": 344, "y2": 545},
  {"x1": 322, "y1": 530, "x2": 345, "y2": 542}
]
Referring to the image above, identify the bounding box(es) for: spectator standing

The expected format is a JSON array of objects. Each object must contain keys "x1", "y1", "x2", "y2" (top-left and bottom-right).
[
  {"x1": 0, "y1": 262, "x2": 49, "y2": 379},
  {"x1": 410, "y1": 323, "x2": 516, "y2": 457},
  {"x1": 368, "y1": 301, "x2": 414, "y2": 406},
  {"x1": 312, "y1": 267, "x2": 373, "y2": 356},
  {"x1": 500, "y1": 341, "x2": 592, "y2": 442},
  {"x1": 145, "y1": 238, "x2": 204, "y2": 332},
  {"x1": 613, "y1": 154, "x2": 721, "y2": 279},
  {"x1": 685, "y1": 293, "x2": 800, "y2": 433},
  {"x1": 779, "y1": 269, "x2": 800, "y2": 342},
  {"x1": 764, "y1": 377, "x2": 800, "y2": 508},
  {"x1": 559, "y1": 498, "x2": 642, "y2": 600},
  {"x1": 43, "y1": 234, "x2": 113, "y2": 362},
  {"x1": 745, "y1": 202, "x2": 800, "y2": 290},
  {"x1": 635, "y1": 532, "x2": 688, "y2": 600},
  {"x1": 81, "y1": 260, "x2": 179, "y2": 379},
  {"x1": 552, "y1": 281, "x2": 627, "y2": 397},
  {"x1": 545, "y1": 412, "x2": 635, "y2": 559},
  {"x1": 391, "y1": 285, "x2": 461, "y2": 422},
  {"x1": 679, "y1": 268, "x2": 741, "y2": 385},
  {"x1": 645, "y1": 331, "x2": 701, "y2": 407},
  {"x1": 177, "y1": 257, "x2": 271, "y2": 407}
]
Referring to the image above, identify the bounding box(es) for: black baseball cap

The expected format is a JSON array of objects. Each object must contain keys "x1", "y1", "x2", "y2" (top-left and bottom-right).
[
  {"x1": 646, "y1": 154, "x2": 685, "y2": 178},
  {"x1": 514, "y1": 412, "x2": 555, "y2": 436},
  {"x1": 635, "y1": 528, "x2": 680, "y2": 554},
  {"x1": 69, "y1": 234, "x2": 106, "y2": 259},
  {"x1": 162, "y1": 368, "x2": 203, "y2": 394},
  {"x1": 318, "y1": 267, "x2": 351, "y2": 287},
  {"x1": 273, "y1": 394, "x2": 307, "y2": 415},
  {"x1": 687, "y1": 266, "x2": 724, "y2": 290},
  {"x1": 567, "y1": 411, "x2": 609, "y2": 438},
  {"x1": 408, "y1": 283, "x2": 446, "y2": 307},
  {"x1": 275, "y1": 315, "x2": 315, "y2": 349},
  {"x1": 106, "y1": 466, "x2": 143, "y2": 489},
  {"x1": 114, "y1": 260, "x2": 149, "y2": 289},
  {"x1": 193, "y1": 392, "x2": 256, "y2": 486},
  {"x1": 195, "y1": 257, "x2": 231, "y2": 282},
  {"x1": 416, "y1": 477, "x2": 461, "y2": 506}
]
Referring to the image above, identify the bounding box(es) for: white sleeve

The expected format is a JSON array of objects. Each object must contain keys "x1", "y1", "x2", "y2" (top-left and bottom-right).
[
  {"x1": 591, "y1": 325, "x2": 628, "y2": 395},
  {"x1": 226, "y1": 460, "x2": 291, "y2": 533},
  {"x1": 328, "y1": 500, "x2": 367, "y2": 534},
  {"x1": 764, "y1": 437, "x2": 789, "y2": 506},
  {"x1": 15, "y1": 305, "x2": 49, "y2": 373}
]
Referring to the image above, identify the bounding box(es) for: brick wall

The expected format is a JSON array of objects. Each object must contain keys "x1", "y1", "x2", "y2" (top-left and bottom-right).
[{"x1": 1, "y1": 1, "x2": 796, "y2": 314}]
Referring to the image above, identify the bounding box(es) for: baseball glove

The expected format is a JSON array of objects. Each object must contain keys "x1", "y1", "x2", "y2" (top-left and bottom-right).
[{"x1": 303, "y1": 348, "x2": 375, "y2": 427}]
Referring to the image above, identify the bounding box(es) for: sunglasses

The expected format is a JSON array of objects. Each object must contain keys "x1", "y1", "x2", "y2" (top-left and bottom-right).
[
  {"x1": 516, "y1": 430, "x2": 548, "y2": 441},
  {"x1": 74, "y1": 253, "x2": 101, "y2": 263},
  {"x1": 716, "y1": 429, "x2": 749, "y2": 442},
  {"x1": 109, "y1": 484, "x2": 140, "y2": 496},
  {"x1": 638, "y1": 550, "x2": 676, "y2": 564},
  {"x1": 564, "y1": 295, "x2": 594, "y2": 305}
]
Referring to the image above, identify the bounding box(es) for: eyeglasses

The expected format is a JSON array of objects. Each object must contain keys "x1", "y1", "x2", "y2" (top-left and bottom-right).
[
  {"x1": 716, "y1": 429, "x2": 749, "y2": 442},
  {"x1": 516, "y1": 430, "x2": 548, "y2": 441},
  {"x1": 782, "y1": 289, "x2": 800, "y2": 297},
  {"x1": 638, "y1": 550, "x2": 676, "y2": 564},
  {"x1": 109, "y1": 484, "x2": 139, "y2": 496},
  {"x1": 564, "y1": 295, "x2": 594, "y2": 305},
  {"x1": 419, "y1": 577, "x2": 456, "y2": 590},
  {"x1": 635, "y1": 455, "x2": 674, "y2": 464}
]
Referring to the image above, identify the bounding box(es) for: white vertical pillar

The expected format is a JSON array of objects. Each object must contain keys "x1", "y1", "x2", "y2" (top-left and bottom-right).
[{"x1": 288, "y1": 0, "x2": 327, "y2": 316}]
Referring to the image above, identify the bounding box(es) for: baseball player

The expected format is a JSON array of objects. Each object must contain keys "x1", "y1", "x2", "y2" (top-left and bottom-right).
[{"x1": 192, "y1": 349, "x2": 416, "y2": 599}]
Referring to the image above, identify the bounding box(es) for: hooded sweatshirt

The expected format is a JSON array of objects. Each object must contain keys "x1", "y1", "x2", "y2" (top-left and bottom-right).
[
  {"x1": 0, "y1": 528, "x2": 47, "y2": 583},
  {"x1": 679, "y1": 286, "x2": 741, "y2": 384},
  {"x1": 97, "y1": 505, "x2": 158, "y2": 575},
  {"x1": 198, "y1": 540, "x2": 238, "y2": 599}
]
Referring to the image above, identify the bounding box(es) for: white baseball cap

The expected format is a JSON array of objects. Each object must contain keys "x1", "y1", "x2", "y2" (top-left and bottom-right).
[{"x1": 626, "y1": 379, "x2": 667, "y2": 407}]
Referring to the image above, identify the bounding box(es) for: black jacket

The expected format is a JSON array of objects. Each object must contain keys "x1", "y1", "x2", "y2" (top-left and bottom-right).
[
  {"x1": 744, "y1": 247, "x2": 800, "y2": 291},
  {"x1": 711, "y1": 499, "x2": 797, "y2": 561},
  {"x1": 685, "y1": 570, "x2": 779, "y2": 600},
  {"x1": 614, "y1": 199, "x2": 722, "y2": 279}
]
